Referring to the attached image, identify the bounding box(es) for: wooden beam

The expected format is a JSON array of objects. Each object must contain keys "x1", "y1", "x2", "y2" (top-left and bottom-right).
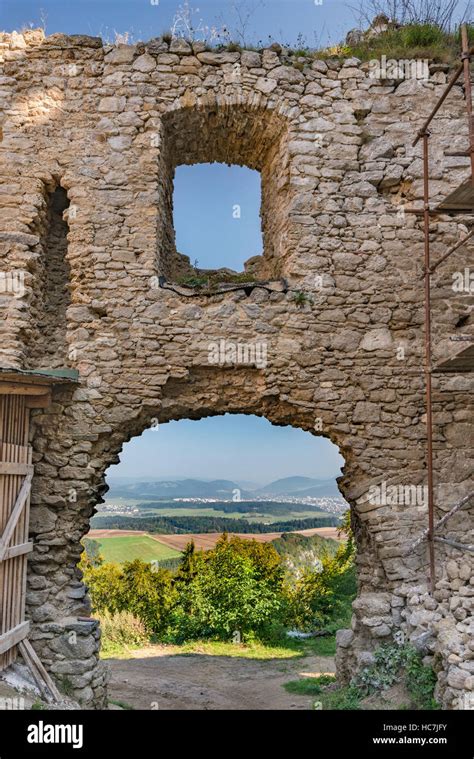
[
  {"x1": 19, "y1": 640, "x2": 61, "y2": 703},
  {"x1": 3, "y1": 541, "x2": 33, "y2": 560},
  {"x1": 25, "y1": 391, "x2": 52, "y2": 409},
  {"x1": 0, "y1": 472, "x2": 33, "y2": 562},
  {"x1": 0, "y1": 383, "x2": 51, "y2": 396},
  {"x1": 0, "y1": 462, "x2": 34, "y2": 476},
  {"x1": 18, "y1": 640, "x2": 51, "y2": 703},
  {"x1": 0, "y1": 621, "x2": 30, "y2": 655}
]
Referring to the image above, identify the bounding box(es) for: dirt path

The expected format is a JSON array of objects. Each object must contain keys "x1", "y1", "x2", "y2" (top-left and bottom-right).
[{"x1": 107, "y1": 646, "x2": 335, "y2": 710}]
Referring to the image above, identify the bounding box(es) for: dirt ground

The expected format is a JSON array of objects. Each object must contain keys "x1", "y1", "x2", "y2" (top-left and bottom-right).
[{"x1": 107, "y1": 646, "x2": 335, "y2": 710}]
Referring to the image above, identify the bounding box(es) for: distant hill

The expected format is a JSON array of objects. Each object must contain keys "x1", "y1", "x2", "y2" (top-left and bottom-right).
[
  {"x1": 107, "y1": 478, "x2": 251, "y2": 500},
  {"x1": 106, "y1": 475, "x2": 343, "y2": 502},
  {"x1": 257, "y1": 476, "x2": 340, "y2": 498}
]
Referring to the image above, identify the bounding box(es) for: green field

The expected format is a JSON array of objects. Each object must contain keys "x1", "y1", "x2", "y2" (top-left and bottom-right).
[
  {"x1": 101, "y1": 498, "x2": 329, "y2": 523},
  {"x1": 96, "y1": 535, "x2": 181, "y2": 564}
]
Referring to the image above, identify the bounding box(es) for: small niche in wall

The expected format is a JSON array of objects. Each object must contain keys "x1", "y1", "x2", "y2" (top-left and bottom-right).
[{"x1": 30, "y1": 186, "x2": 72, "y2": 369}]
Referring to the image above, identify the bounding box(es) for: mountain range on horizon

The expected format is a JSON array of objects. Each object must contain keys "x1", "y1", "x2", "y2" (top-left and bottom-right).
[{"x1": 106, "y1": 475, "x2": 343, "y2": 501}]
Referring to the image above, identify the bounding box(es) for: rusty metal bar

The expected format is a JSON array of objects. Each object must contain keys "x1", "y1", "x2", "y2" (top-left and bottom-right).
[
  {"x1": 412, "y1": 27, "x2": 474, "y2": 592},
  {"x1": 410, "y1": 492, "x2": 474, "y2": 550},
  {"x1": 460, "y1": 25, "x2": 474, "y2": 183},
  {"x1": 419, "y1": 227, "x2": 474, "y2": 279},
  {"x1": 434, "y1": 536, "x2": 474, "y2": 553},
  {"x1": 421, "y1": 133, "x2": 436, "y2": 593},
  {"x1": 413, "y1": 64, "x2": 463, "y2": 146}
]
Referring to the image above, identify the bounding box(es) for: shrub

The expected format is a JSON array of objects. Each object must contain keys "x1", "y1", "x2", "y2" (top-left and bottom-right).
[
  {"x1": 400, "y1": 23, "x2": 445, "y2": 47},
  {"x1": 120, "y1": 560, "x2": 177, "y2": 634},
  {"x1": 405, "y1": 646, "x2": 439, "y2": 710},
  {"x1": 170, "y1": 535, "x2": 284, "y2": 641},
  {"x1": 96, "y1": 610, "x2": 149, "y2": 654},
  {"x1": 83, "y1": 558, "x2": 177, "y2": 635},
  {"x1": 353, "y1": 643, "x2": 408, "y2": 692},
  {"x1": 283, "y1": 523, "x2": 356, "y2": 632},
  {"x1": 82, "y1": 562, "x2": 124, "y2": 615}
]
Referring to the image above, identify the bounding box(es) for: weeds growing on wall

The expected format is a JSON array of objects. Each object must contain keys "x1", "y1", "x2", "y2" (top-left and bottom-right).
[
  {"x1": 352, "y1": 643, "x2": 440, "y2": 709},
  {"x1": 283, "y1": 643, "x2": 439, "y2": 710}
]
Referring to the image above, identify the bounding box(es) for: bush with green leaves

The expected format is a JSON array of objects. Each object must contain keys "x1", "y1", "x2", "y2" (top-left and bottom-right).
[
  {"x1": 353, "y1": 643, "x2": 408, "y2": 692},
  {"x1": 81, "y1": 562, "x2": 124, "y2": 615},
  {"x1": 81, "y1": 556, "x2": 177, "y2": 635},
  {"x1": 400, "y1": 23, "x2": 445, "y2": 47},
  {"x1": 120, "y1": 560, "x2": 177, "y2": 635},
  {"x1": 170, "y1": 535, "x2": 284, "y2": 641},
  {"x1": 96, "y1": 610, "x2": 149, "y2": 654},
  {"x1": 404, "y1": 646, "x2": 439, "y2": 710}
]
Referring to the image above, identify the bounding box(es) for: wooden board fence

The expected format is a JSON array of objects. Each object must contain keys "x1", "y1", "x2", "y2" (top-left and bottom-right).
[{"x1": 0, "y1": 394, "x2": 33, "y2": 670}]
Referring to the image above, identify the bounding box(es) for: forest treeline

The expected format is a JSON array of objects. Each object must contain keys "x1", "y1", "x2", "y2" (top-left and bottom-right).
[{"x1": 91, "y1": 514, "x2": 339, "y2": 534}]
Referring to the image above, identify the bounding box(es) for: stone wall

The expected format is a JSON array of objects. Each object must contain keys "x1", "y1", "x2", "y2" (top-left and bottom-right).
[{"x1": 0, "y1": 29, "x2": 472, "y2": 709}]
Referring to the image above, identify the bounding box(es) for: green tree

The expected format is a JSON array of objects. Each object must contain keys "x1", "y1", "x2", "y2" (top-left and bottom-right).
[
  {"x1": 172, "y1": 535, "x2": 283, "y2": 640},
  {"x1": 175, "y1": 540, "x2": 198, "y2": 584},
  {"x1": 120, "y1": 560, "x2": 176, "y2": 634},
  {"x1": 82, "y1": 562, "x2": 123, "y2": 615},
  {"x1": 284, "y1": 525, "x2": 356, "y2": 632}
]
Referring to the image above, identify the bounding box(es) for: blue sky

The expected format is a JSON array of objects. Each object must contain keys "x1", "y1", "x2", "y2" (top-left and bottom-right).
[
  {"x1": 174, "y1": 164, "x2": 262, "y2": 270},
  {"x1": 1, "y1": 1, "x2": 351, "y2": 481},
  {"x1": 2, "y1": 1, "x2": 353, "y2": 47},
  {"x1": 106, "y1": 415, "x2": 345, "y2": 483}
]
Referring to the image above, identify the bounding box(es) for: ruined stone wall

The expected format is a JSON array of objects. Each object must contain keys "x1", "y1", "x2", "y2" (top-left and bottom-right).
[{"x1": 0, "y1": 30, "x2": 472, "y2": 709}]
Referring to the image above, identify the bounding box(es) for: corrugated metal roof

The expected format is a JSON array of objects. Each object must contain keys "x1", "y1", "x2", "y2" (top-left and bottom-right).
[{"x1": 0, "y1": 367, "x2": 79, "y2": 384}]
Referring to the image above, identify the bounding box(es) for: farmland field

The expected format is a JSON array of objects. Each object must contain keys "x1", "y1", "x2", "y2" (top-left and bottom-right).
[
  {"x1": 94, "y1": 534, "x2": 181, "y2": 564},
  {"x1": 151, "y1": 527, "x2": 340, "y2": 551},
  {"x1": 89, "y1": 526, "x2": 340, "y2": 553}
]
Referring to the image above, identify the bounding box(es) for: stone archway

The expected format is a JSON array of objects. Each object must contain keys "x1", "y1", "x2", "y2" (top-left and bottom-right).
[{"x1": 27, "y1": 364, "x2": 411, "y2": 708}]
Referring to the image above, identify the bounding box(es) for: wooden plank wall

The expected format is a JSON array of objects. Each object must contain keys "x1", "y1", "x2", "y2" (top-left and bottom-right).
[{"x1": 0, "y1": 395, "x2": 32, "y2": 670}]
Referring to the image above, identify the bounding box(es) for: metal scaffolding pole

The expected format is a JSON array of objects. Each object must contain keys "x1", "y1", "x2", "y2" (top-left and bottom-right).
[
  {"x1": 422, "y1": 133, "x2": 436, "y2": 592},
  {"x1": 412, "y1": 24, "x2": 473, "y2": 592},
  {"x1": 461, "y1": 25, "x2": 474, "y2": 184}
]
